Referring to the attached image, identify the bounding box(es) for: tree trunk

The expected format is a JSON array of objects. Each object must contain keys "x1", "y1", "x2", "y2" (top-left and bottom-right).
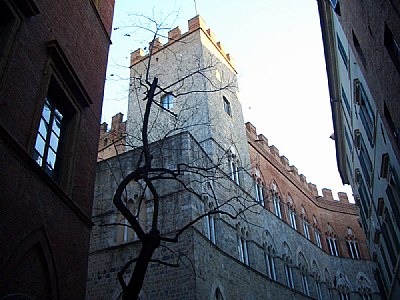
[{"x1": 122, "y1": 233, "x2": 159, "y2": 300}]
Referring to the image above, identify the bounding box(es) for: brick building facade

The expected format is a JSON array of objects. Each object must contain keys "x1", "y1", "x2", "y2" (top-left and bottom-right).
[
  {"x1": 88, "y1": 15, "x2": 380, "y2": 299},
  {"x1": 0, "y1": 0, "x2": 114, "y2": 298}
]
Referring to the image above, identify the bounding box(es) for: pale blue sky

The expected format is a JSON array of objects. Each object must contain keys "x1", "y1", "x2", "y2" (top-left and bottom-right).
[{"x1": 102, "y1": 0, "x2": 353, "y2": 199}]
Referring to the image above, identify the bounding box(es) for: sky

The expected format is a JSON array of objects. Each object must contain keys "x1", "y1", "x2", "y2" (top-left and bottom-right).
[{"x1": 102, "y1": 0, "x2": 354, "y2": 200}]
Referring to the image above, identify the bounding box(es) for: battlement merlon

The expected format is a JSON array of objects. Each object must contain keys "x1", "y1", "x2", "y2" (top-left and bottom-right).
[
  {"x1": 130, "y1": 15, "x2": 236, "y2": 73},
  {"x1": 245, "y1": 121, "x2": 352, "y2": 203}
]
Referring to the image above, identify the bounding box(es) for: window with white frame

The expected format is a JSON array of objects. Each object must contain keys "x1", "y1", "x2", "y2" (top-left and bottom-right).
[
  {"x1": 327, "y1": 237, "x2": 339, "y2": 256},
  {"x1": 265, "y1": 247, "x2": 276, "y2": 280},
  {"x1": 315, "y1": 279, "x2": 323, "y2": 300},
  {"x1": 204, "y1": 214, "x2": 216, "y2": 244},
  {"x1": 161, "y1": 93, "x2": 174, "y2": 110},
  {"x1": 272, "y1": 194, "x2": 282, "y2": 219},
  {"x1": 347, "y1": 240, "x2": 360, "y2": 259},
  {"x1": 314, "y1": 230, "x2": 322, "y2": 248},
  {"x1": 358, "y1": 287, "x2": 372, "y2": 300},
  {"x1": 254, "y1": 179, "x2": 264, "y2": 206},
  {"x1": 339, "y1": 291, "x2": 350, "y2": 300},
  {"x1": 284, "y1": 262, "x2": 294, "y2": 288},
  {"x1": 301, "y1": 271, "x2": 309, "y2": 296},
  {"x1": 237, "y1": 231, "x2": 249, "y2": 265},
  {"x1": 229, "y1": 150, "x2": 240, "y2": 184},
  {"x1": 34, "y1": 97, "x2": 65, "y2": 178},
  {"x1": 302, "y1": 219, "x2": 310, "y2": 240},
  {"x1": 288, "y1": 203, "x2": 297, "y2": 230}
]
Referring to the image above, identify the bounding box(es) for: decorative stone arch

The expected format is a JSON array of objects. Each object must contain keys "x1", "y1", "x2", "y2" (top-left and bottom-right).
[
  {"x1": 262, "y1": 230, "x2": 277, "y2": 254},
  {"x1": 296, "y1": 250, "x2": 309, "y2": 271},
  {"x1": 324, "y1": 268, "x2": 334, "y2": 288},
  {"x1": 286, "y1": 193, "x2": 296, "y2": 209},
  {"x1": 300, "y1": 205, "x2": 310, "y2": 222},
  {"x1": 202, "y1": 180, "x2": 216, "y2": 200},
  {"x1": 312, "y1": 215, "x2": 321, "y2": 230},
  {"x1": 210, "y1": 280, "x2": 226, "y2": 300},
  {"x1": 252, "y1": 164, "x2": 266, "y2": 185},
  {"x1": 236, "y1": 222, "x2": 250, "y2": 240},
  {"x1": 269, "y1": 181, "x2": 284, "y2": 218},
  {"x1": 282, "y1": 241, "x2": 293, "y2": 264},
  {"x1": 325, "y1": 222, "x2": 337, "y2": 237},
  {"x1": 311, "y1": 259, "x2": 322, "y2": 280},
  {"x1": 356, "y1": 272, "x2": 373, "y2": 296},
  {"x1": 335, "y1": 270, "x2": 353, "y2": 293},
  {"x1": 0, "y1": 227, "x2": 60, "y2": 299},
  {"x1": 252, "y1": 165, "x2": 266, "y2": 206}
]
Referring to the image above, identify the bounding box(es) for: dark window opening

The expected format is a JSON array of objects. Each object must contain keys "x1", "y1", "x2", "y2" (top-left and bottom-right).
[
  {"x1": 334, "y1": 2, "x2": 341, "y2": 16},
  {"x1": 352, "y1": 30, "x2": 367, "y2": 67},
  {"x1": 384, "y1": 23, "x2": 400, "y2": 73},
  {"x1": 223, "y1": 96, "x2": 231, "y2": 116},
  {"x1": 0, "y1": 1, "x2": 21, "y2": 79},
  {"x1": 384, "y1": 102, "x2": 399, "y2": 147},
  {"x1": 337, "y1": 34, "x2": 348, "y2": 70}
]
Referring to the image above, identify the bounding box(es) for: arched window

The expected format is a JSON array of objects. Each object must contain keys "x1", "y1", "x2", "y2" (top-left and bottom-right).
[
  {"x1": 346, "y1": 226, "x2": 361, "y2": 259},
  {"x1": 284, "y1": 256, "x2": 294, "y2": 289},
  {"x1": 237, "y1": 226, "x2": 249, "y2": 265},
  {"x1": 326, "y1": 223, "x2": 339, "y2": 256},
  {"x1": 357, "y1": 274, "x2": 373, "y2": 300},
  {"x1": 287, "y1": 195, "x2": 297, "y2": 230},
  {"x1": 312, "y1": 262, "x2": 323, "y2": 300},
  {"x1": 313, "y1": 216, "x2": 322, "y2": 248},
  {"x1": 265, "y1": 245, "x2": 276, "y2": 280},
  {"x1": 228, "y1": 147, "x2": 240, "y2": 185},
  {"x1": 271, "y1": 183, "x2": 282, "y2": 219},
  {"x1": 253, "y1": 168, "x2": 265, "y2": 206},
  {"x1": 215, "y1": 287, "x2": 224, "y2": 300},
  {"x1": 301, "y1": 206, "x2": 310, "y2": 240},
  {"x1": 300, "y1": 265, "x2": 309, "y2": 296},
  {"x1": 204, "y1": 202, "x2": 216, "y2": 244},
  {"x1": 336, "y1": 272, "x2": 351, "y2": 300},
  {"x1": 117, "y1": 197, "x2": 146, "y2": 244}
]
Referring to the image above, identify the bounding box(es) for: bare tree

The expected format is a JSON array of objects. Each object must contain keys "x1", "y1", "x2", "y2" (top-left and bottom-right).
[{"x1": 98, "y1": 14, "x2": 259, "y2": 300}]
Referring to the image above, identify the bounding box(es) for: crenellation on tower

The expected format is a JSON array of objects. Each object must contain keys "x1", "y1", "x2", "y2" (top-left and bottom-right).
[
  {"x1": 168, "y1": 26, "x2": 182, "y2": 42},
  {"x1": 299, "y1": 174, "x2": 307, "y2": 183},
  {"x1": 322, "y1": 188, "x2": 334, "y2": 201},
  {"x1": 216, "y1": 41, "x2": 227, "y2": 56},
  {"x1": 131, "y1": 48, "x2": 145, "y2": 65},
  {"x1": 280, "y1": 155, "x2": 289, "y2": 168},
  {"x1": 257, "y1": 134, "x2": 269, "y2": 148},
  {"x1": 149, "y1": 37, "x2": 163, "y2": 53},
  {"x1": 289, "y1": 165, "x2": 298, "y2": 176},
  {"x1": 308, "y1": 183, "x2": 319, "y2": 197},
  {"x1": 338, "y1": 192, "x2": 349, "y2": 203},
  {"x1": 269, "y1": 145, "x2": 279, "y2": 157},
  {"x1": 188, "y1": 15, "x2": 207, "y2": 32},
  {"x1": 130, "y1": 15, "x2": 235, "y2": 71},
  {"x1": 206, "y1": 28, "x2": 217, "y2": 44}
]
